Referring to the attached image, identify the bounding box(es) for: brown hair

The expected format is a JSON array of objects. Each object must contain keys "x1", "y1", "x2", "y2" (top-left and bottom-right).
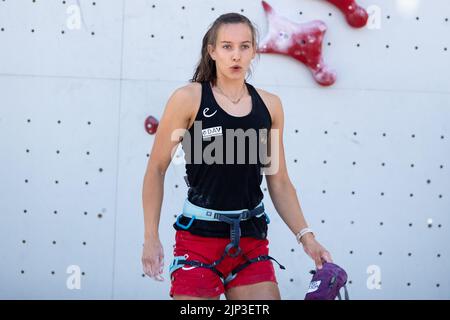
[{"x1": 190, "y1": 12, "x2": 260, "y2": 86}]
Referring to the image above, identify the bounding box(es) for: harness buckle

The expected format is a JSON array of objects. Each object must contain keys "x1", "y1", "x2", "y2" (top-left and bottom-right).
[
  {"x1": 169, "y1": 255, "x2": 187, "y2": 276},
  {"x1": 239, "y1": 209, "x2": 251, "y2": 220},
  {"x1": 175, "y1": 214, "x2": 196, "y2": 230}
]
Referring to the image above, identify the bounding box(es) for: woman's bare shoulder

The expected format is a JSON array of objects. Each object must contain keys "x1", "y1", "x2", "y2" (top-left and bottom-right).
[
  {"x1": 170, "y1": 81, "x2": 201, "y2": 102},
  {"x1": 254, "y1": 87, "x2": 283, "y2": 123},
  {"x1": 166, "y1": 82, "x2": 202, "y2": 129},
  {"x1": 165, "y1": 82, "x2": 201, "y2": 113},
  {"x1": 255, "y1": 87, "x2": 281, "y2": 104}
]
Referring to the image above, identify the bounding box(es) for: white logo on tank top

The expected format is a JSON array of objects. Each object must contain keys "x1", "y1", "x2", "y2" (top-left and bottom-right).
[
  {"x1": 202, "y1": 107, "x2": 217, "y2": 118},
  {"x1": 202, "y1": 126, "x2": 222, "y2": 139}
]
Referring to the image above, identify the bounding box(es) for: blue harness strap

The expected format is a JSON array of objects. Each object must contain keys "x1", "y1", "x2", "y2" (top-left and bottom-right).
[
  {"x1": 215, "y1": 207, "x2": 265, "y2": 257},
  {"x1": 169, "y1": 252, "x2": 285, "y2": 286},
  {"x1": 169, "y1": 255, "x2": 225, "y2": 279},
  {"x1": 223, "y1": 253, "x2": 286, "y2": 286}
]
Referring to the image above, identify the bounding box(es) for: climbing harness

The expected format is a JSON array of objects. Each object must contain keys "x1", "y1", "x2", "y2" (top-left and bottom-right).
[{"x1": 170, "y1": 198, "x2": 286, "y2": 286}]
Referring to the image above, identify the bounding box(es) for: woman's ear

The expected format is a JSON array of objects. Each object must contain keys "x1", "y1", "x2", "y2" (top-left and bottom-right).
[{"x1": 207, "y1": 44, "x2": 216, "y2": 61}]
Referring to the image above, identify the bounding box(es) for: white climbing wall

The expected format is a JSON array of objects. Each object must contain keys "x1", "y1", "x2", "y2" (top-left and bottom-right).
[{"x1": 0, "y1": 0, "x2": 448, "y2": 300}]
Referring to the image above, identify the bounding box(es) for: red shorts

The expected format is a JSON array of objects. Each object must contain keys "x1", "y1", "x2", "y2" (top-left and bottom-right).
[{"x1": 169, "y1": 230, "x2": 278, "y2": 298}]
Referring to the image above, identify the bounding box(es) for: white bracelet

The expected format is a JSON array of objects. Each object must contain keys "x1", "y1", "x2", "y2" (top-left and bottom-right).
[{"x1": 296, "y1": 227, "x2": 314, "y2": 244}]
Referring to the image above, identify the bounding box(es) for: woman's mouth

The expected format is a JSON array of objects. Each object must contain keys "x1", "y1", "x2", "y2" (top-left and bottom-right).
[{"x1": 231, "y1": 66, "x2": 242, "y2": 72}]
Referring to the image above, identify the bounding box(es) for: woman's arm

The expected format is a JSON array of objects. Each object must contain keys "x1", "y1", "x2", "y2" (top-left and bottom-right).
[
  {"x1": 142, "y1": 85, "x2": 193, "y2": 241},
  {"x1": 265, "y1": 94, "x2": 332, "y2": 269},
  {"x1": 141, "y1": 85, "x2": 194, "y2": 281}
]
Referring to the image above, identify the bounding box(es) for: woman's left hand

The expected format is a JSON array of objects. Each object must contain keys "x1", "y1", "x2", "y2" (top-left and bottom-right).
[{"x1": 300, "y1": 233, "x2": 333, "y2": 270}]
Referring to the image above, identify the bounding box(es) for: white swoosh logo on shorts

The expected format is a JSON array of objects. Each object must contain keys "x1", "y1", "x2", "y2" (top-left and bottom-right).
[{"x1": 181, "y1": 266, "x2": 197, "y2": 271}]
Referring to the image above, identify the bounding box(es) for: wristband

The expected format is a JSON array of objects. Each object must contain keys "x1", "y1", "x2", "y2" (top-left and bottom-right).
[{"x1": 296, "y1": 227, "x2": 314, "y2": 244}]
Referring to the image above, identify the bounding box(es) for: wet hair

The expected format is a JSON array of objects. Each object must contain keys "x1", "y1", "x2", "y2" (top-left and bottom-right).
[{"x1": 190, "y1": 12, "x2": 260, "y2": 86}]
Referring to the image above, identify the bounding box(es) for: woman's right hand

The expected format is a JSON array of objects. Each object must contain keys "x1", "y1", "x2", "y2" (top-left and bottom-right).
[{"x1": 142, "y1": 237, "x2": 165, "y2": 281}]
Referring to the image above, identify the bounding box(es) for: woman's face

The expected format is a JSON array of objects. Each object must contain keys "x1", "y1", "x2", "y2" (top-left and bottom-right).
[{"x1": 208, "y1": 23, "x2": 256, "y2": 80}]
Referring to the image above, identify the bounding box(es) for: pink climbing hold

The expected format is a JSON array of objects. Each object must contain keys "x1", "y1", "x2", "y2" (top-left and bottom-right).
[{"x1": 257, "y1": 1, "x2": 336, "y2": 86}]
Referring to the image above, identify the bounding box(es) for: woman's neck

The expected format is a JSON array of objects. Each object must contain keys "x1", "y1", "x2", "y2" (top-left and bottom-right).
[{"x1": 213, "y1": 77, "x2": 246, "y2": 97}]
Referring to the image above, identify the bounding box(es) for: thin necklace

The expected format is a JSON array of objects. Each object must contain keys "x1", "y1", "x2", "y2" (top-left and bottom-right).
[{"x1": 214, "y1": 82, "x2": 247, "y2": 104}]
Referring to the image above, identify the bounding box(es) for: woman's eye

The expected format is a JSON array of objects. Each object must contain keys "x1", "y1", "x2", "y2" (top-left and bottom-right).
[{"x1": 223, "y1": 45, "x2": 250, "y2": 49}]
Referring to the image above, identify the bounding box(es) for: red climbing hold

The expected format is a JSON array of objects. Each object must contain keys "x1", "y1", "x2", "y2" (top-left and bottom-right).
[
  {"x1": 325, "y1": 0, "x2": 368, "y2": 28},
  {"x1": 144, "y1": 115, "x2": 159, "y2": 135}
]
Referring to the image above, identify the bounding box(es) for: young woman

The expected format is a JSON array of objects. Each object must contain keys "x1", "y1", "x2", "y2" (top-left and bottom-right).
[{"x1": 141, "y1": 12, "x2": 332, "y2": 300}]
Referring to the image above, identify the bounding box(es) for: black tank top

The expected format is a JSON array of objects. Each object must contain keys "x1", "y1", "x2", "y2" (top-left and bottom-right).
[{"x1": 181, "y1": 80, "x2": 272, "y2": 211}]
